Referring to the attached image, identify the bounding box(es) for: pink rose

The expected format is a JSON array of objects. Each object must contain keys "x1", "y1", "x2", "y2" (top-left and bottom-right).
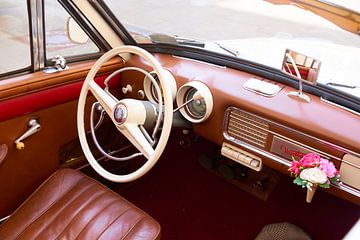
[
  {"x1": 289, "y1": 160, "x2": 301, "y2": 175},
  {"x1": 319, "y1": 158, "x2": 338, "y2": 178},
  {"x1": 299, "y1": 153, "x2": 320, "y2": 168}
]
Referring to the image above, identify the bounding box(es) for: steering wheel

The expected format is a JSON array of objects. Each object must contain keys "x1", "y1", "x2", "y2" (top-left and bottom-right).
[{"x1": 77, "y1": 46, "x2": 173, "y2": 182}]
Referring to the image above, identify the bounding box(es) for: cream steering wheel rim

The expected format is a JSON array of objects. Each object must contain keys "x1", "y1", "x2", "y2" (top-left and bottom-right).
[{"x1": 77, "y1": 46, "x2": 173, "y2": 182}]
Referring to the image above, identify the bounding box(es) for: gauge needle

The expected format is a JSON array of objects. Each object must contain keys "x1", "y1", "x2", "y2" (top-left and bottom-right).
[{"x1": 173, "y1": 91, "x2": 203, "y2": 112}]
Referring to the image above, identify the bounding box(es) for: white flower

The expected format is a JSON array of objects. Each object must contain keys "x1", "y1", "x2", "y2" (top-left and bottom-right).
[
  {"x1": 306, "y1": 182, "x2": 313, "y2": 190},
  {"x1": 300, "y1": 168, "x2": 327, "y2": 184}
]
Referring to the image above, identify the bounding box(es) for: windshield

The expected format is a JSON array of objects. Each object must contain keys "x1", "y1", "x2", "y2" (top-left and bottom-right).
[
  {"x1": 326, "y1": 0, "x2": 360, "y2": 12},
  {"x1": 105, "y1": 0, "x2": 360, "y2": 98}
]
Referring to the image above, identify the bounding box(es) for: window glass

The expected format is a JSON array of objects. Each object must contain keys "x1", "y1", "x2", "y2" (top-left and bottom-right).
[
  {"x1": 45, "y1": 1, "x2": 100, "y2": 60},
  {"x1": 106, "y1": 0, "x2": 360, "y2": 98},
  {"x1": 0, "y1": 1, "x2": 31, "y2": 75}
]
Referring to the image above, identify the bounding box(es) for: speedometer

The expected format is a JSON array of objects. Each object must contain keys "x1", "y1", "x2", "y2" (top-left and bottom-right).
[
  {"x1": 176, "y1": 81, "x2": 213, "y2": 123},
  {"x1": 185, "y1": 88, "x2": 207, "y2": 119}
]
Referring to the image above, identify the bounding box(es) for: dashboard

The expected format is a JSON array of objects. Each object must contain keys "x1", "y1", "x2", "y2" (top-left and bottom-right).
[{"x1": 121, "y1": 53, "x2": 360, "y2": 205}]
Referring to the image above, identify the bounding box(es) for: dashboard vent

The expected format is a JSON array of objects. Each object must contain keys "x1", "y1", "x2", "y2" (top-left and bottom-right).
[{"x1": 226, "y1": 109, "x2": 269, "y2": 148}]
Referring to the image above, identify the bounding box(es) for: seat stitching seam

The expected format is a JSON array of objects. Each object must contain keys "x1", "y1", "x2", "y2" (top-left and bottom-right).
[
  {"x1": 15, "y1": 177, "x2": 83, "y2": 240},
  {"x1": 14, "y1": 178, "x2": 88, "y2": 240},
  {"x1": 120, "y1": 217, "x2": 145, "y2": 240},
  {"x1": 75, "y1": 171, "x2": 161, "y2": 240},
  {"x1": 0, "y1": 170, "x2": 66, "y2": 231},
  {"x1": 53, "y1": 191, "x2": 108, "y2": 240},
  {"x1": 30, "y1": 182, "x2": 97, "y2": 240},
  {"x1": 95, "y1": 207, "x2": 131, "y2": 240},
  {"x1": 74, "y1": 198, "x2": 119, "y2": 240},
  {"x1": 76, "y1": 171, "x2": 159, "y2": 225}
]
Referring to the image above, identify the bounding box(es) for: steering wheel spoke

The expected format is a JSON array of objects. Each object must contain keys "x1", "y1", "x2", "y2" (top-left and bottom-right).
[
  {"x1": 77, "y1": 46, "x2": 173, "y2": 182},
  {"x1": 88, "y1": 80, "x2": 117, "y2": 120},
  {"x1": 118, "y1": 123, "x2": 155, "y2": 159}
]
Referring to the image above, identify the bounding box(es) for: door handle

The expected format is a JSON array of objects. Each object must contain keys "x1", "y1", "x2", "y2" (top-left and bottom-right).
[{"x1": 14, "y1": 119, "x2": 41, "y2": 150}]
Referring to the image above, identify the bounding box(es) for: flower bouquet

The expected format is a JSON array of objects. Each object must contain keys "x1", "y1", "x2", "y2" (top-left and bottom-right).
[{"x1": 289, "y1": 153, "x2": 340, "y2": 203}]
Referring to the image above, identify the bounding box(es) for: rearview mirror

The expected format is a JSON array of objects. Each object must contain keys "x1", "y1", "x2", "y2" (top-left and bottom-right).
[
  {"x1": 66, "y1": 17, "x2": 89, "y2": 44},
  {"x1": 281, "y1": 49, "x2": 321, "y2": 85}
]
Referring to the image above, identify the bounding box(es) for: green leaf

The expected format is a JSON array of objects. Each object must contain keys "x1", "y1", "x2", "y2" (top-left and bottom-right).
[
  {"x1": 330, "y1": 176, "x2": 340, "y2": 184},
  {"x1": 293, "y1": 177, "x2": 306, "y2": 187},
  {"x1": 319, "y1": 183, "x2": 330, "y2": 189}
]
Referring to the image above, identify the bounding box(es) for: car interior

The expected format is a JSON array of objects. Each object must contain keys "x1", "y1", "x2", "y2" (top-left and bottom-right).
[{"x1": 0, "y1": 0, "x2": 359, "y2": 239}]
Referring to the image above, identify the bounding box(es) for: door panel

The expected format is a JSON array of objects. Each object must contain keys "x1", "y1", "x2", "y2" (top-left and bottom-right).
[
  {"x1": 0, "y1": 58, "x2": 123, "y2": 100},
  {"x1": 0, "y1": 100, "x2": 84, "y2": 217},
  {"x1": 0, "y1": 58, "x2": 123, "y2": 217}
]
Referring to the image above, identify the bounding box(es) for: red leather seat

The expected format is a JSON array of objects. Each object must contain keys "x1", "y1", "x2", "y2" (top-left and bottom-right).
[{"x1": 0, "y1": 169, "x2": 160, "y2": 240}]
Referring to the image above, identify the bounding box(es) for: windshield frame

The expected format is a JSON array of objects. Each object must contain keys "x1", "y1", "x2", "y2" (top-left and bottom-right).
[{"x1": 88, "y1": 0, "x2": 360, "y2": 113}]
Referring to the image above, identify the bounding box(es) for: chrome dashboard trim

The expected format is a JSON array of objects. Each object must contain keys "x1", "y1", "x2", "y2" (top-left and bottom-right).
[
  {"x1": 224, "y1": 134, "x2": 291, "y2": 167},
  {"x1": 342, "y1": 160, "x2": 360, "y2": 170},
  {"x1": 271, "y1": 135, "x2": 314, "y2": 160},
  {"x1": 0, "y1": 215, "x2": 10, "y2": 224},
  {"x1": 269, "y1": 129, "x2": 342, "y2": 162},
  {"x1": 336, "y1": 183, "x2": 360, "y2": 198},
  {"x1": 320, "y1": 97, "x2": 360, "y2": 117},
  {"x1": 223, "y1": 107, "x2": 360, "y2": 198},
  {"x1": 224, "y1": 134, "x2": 360, "y2": 198},
  {"x1": 224, "y1": 107, "x2": 360, "y2": 159}
]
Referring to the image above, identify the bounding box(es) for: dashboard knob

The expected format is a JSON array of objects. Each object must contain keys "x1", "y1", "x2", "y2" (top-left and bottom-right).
[{"x1": 122, "y1": 84, "x2": 132, "y2": 94}]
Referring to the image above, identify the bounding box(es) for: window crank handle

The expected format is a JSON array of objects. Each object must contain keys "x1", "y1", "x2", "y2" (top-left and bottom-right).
[{"x1": 14, "y1": 119, "x2": 41, "y2": 150}]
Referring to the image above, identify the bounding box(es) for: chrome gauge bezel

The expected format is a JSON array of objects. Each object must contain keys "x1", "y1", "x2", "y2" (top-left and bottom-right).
[
  {"x1": 143, "y1": 70, "x2": 177, "y2": 104},
  {"x1": 176, "y1": 80, "x2": 213, "y2": 123},
  {"x1": 184, "y1": 87, "x2": 207, "y2": 120}
]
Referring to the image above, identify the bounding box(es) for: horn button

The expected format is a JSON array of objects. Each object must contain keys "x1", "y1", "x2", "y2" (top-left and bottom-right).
[{"x1": 113, "y1": 103, "x2": 128, "y2": 125}]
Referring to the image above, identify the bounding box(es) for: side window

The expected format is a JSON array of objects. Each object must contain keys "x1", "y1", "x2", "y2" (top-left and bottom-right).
[
  {"x1": 0, "y1": 2, "x2": 31, "y2": 75},
  {"x1": 44, "y1": 1, "x2": 100, "y2": 61}
]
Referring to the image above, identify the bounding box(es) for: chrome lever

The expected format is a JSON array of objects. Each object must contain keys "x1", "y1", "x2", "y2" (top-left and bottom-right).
[
  {"x1": 285, "y1": 53, "x2": 311, "y2": 103},
  {"x1": 14, "y1": 119, "x2": 41, "y2": 150},
  {"x1": 43, "y1": 55, "x2": 69, "y2": 74}
]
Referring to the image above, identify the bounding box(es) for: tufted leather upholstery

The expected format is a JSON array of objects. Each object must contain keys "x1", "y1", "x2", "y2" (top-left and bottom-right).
[{"x1": 0, "y1": 169, "x2": 160, "y2": 240}]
